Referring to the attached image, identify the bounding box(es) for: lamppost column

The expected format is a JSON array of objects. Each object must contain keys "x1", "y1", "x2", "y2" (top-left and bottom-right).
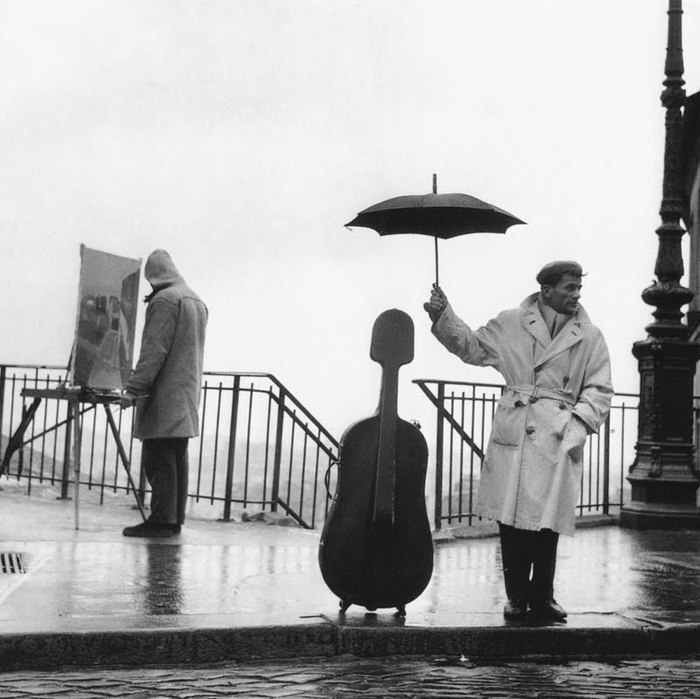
[{"x1": 620, "y1": 0, "x2": 700, "y2": 529}]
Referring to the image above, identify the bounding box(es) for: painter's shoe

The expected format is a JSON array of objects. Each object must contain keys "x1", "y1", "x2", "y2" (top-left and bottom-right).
[{"x1": 122, "y1": 521, "x2": 179, "y2": 538}]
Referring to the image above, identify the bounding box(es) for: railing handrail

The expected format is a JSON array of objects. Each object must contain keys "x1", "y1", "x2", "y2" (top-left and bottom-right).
[
  {"x1": 413, "y1": 378, "x2": 505, "y2": 390},
  {"x1": 0, "y1": 364, "x2": 68, "y2": 371},
  {"x1": 204, "y1": 371, "x2": 339, "y2": 449},
  {"x1": 414, "y1": 378, "x2": 643, "y2": 402}
]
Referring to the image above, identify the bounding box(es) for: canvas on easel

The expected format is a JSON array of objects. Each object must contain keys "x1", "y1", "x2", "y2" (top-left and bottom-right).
[
  {"x1": 70, "y1": 244, "x2": 141, "y2": 390},
  {"x1": 67, "y1": 244, "x2": 145, "y2": 528}
]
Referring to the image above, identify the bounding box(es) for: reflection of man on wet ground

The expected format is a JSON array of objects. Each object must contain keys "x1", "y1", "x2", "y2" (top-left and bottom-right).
[
  {"x1": 144, "y1": 544, "x2": 184, "y2": 615},
  {"x1": 425, "y1": 261, "x2": 612, "y2": 621},
  {"x1": 121, "y1": 250, "x2": 208, "y2": 538}
]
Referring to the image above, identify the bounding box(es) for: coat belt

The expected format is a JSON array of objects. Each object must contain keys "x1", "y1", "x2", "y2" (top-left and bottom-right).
[{"x1": 505, "y1": 384, "x2": 576, "y2": 407}]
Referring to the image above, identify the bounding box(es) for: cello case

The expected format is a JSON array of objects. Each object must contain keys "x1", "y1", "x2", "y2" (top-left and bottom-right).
[{"x1": 318, "y1": 309, "x2": 433, "y2": 616}]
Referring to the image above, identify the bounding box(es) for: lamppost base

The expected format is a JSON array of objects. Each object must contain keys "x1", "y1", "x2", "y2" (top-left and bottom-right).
[{"x1": 620, "y1": 502, "x2": 700, "y2": 530}]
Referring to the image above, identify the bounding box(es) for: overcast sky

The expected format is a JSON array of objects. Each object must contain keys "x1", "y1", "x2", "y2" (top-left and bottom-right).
[{"x1": 0, "y1": 0, "x2": 698, "y2": 437}]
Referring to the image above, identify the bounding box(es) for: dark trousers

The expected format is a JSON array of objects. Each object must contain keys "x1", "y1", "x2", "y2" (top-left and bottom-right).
[
  {"x1": 142, "y1": 438, "x2": 189, "y2": 525},
  {"x1": 498, "y1": 522, "x2": 559, "y2": 604}
]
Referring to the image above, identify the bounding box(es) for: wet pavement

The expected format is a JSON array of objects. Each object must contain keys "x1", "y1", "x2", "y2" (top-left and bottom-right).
[{"x1": 1, "y1": 477, "x2": 700, "y2": 673}]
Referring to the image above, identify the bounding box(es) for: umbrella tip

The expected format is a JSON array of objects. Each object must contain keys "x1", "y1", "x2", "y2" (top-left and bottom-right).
[{"x1": 432, "y1": 173, "x2": 437, "y2": 194}]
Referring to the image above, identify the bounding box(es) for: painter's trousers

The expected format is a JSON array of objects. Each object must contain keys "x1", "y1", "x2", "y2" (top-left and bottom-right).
[{"x1": 142, "y1": 438, "x2": 189, "y2": 525}]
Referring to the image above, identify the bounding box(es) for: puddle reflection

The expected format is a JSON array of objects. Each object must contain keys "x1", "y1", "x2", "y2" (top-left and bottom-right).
[{"x1": 143, "y1": 545, "x2": 183, "y2": 615}]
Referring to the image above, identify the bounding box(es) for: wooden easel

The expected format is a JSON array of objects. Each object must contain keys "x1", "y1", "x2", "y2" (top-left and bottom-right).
[
  {"x1": 1, "y1": 384, "x2": 146, "y2": 529},
  {"x1": 0, "y1": 245, "x2": 145, "y2": 529}
]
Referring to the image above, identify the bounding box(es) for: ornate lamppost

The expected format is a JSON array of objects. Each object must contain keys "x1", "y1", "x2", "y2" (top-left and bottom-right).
[{"x1": 621, "y1": 0, "x2": 700, "y2": 529}]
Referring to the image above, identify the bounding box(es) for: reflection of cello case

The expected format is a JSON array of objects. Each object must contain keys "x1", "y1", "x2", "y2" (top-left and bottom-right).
[{"x1": 318, "y1": 309, "x2": 433, "y2": 616}]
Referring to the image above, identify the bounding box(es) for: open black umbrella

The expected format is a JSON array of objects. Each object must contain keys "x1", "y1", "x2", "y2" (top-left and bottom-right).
[{"x1": 346, "y1": 174, "x2": 525, "y2": 285}]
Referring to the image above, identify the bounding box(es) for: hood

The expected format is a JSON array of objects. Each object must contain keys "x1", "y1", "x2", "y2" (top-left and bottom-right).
[{"x1": 144, "y1": 249, "x2": 183, "y2": 289}]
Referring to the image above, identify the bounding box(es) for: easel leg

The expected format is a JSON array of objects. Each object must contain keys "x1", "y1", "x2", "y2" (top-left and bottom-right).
[
  {"x1": 103, "y1": 405, "x2": 147, "y2": 522},
  {"x1": 0, "y1": 398, "x2": 42, "y2": 478}
]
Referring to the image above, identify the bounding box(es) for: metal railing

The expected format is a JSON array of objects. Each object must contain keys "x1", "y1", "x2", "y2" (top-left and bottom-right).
[
  {"x1": 0, "y1": 365, "x2": 339, "y2": 529},
  {"x1": 3, "y1": 364, "x2": 691, "y2": 533},
  {"x1": 414, "y1": 379, "x2": 642, "y2": 531}
]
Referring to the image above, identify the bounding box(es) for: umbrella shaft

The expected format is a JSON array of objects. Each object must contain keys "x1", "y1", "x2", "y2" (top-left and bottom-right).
[{"x1": 434, "y1": 237, "x2": 439, "y2": 287}]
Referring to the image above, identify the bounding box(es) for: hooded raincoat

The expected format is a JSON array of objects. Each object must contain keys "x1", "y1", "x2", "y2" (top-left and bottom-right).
[
  {"x1": 433, "y1": 293, "x2": 613, "y2": 536},
  {"x1": 126, "y1": 250, "x2": 208, "y2": 440}
]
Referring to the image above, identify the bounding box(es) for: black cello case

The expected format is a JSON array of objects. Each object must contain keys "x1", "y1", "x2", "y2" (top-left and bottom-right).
[{"x1": 318, "y1": 309, "x2": 433, "y2": 616}]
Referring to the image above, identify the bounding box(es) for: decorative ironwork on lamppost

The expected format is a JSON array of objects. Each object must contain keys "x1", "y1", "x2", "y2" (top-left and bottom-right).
[{"x1": 621, "y1": 0, "x2": 700, "y2": 529}]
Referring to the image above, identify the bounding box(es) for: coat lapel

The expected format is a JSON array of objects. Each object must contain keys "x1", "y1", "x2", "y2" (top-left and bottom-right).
[
  {"x1": 521, "y1": 307, "x2": 551, "y2": 350},
  {"x1": 535, "y1": 320, "x2": 584, "y2": 367}
]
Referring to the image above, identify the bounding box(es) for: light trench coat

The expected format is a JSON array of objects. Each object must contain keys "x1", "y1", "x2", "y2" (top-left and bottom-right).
[{"x1": 433, "y1": 293, "x2": 613, "y2": 536}]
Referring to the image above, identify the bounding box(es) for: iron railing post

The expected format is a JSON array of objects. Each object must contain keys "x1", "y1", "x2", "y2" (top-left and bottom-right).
[
  {"x1": 223, "y1": 376, "x2": 240, "y2": 522},
  {"x1": 602, "y1": 415, "x2": 611, "y2": 515},
  {"x1": 695, "y1": 402, "x2": 700, "y2": 474},
  {"x1": 137, "y1": 461, "x2": 147, "y2": 504},
  {"x1": 59, "y1": 406, "x2": 72, "y2": 499},
  {"x1": 434, "y1": 382, "x2": 445, "y2": 531},
  {"x1": 271, "y1": 386, "x2": 286, "y2": 513},
  {"x1": 0, "y1": 366, "x2": 6, "y2": 455}
]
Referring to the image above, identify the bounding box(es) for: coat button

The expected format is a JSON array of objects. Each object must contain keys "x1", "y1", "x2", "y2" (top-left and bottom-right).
[
  {"x1": 559, "y1": 402, "x2": 567, "y2": 410},
  {"x1": 514, "y1": 400, "x2": 525, "y2": 408},
  {"x1": 526, "y1": 426, "x2": 536, "y2": 435}
]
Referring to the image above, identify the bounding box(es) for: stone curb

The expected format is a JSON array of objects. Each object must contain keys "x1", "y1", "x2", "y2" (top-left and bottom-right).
[
  {"x1": 337, "y1": 624, "x2": 700, "y2": 659},
  {"x1": 2, "y1": 623, "x2": 700, "y2": 671},
  {"x1": 0, "y1": 625, "x2": 337, "y2": 672}
]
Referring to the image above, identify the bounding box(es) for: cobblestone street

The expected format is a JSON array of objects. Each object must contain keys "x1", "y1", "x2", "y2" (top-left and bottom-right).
[{"x1": 3, "y1": 656, "x2": 700, "y2": 698}]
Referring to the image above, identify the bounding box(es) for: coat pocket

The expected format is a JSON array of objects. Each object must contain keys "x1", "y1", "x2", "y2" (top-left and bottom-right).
[
  {"x1": 490, "y1": 395, "x2": 526, "y2": 448},
  {"x1": 562, "y1": 415, "x2": 589, "y2": 464}
]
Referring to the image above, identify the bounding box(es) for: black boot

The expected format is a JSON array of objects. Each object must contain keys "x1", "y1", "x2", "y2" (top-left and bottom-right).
[
  {"x1": 499, "y1": 524, "x2": 530, "y2": 619},
  {"x1": 529, "y1": 528, "x2": 566, "y2": 622}
]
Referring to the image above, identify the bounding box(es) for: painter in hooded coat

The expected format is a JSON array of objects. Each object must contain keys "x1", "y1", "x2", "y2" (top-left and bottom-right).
[
  {"x1": 432, "y1": 293, "x2": 613, "y2": 537},
  {"x1": 126, "y1": 250, "x2": 208, "y2": 440}
]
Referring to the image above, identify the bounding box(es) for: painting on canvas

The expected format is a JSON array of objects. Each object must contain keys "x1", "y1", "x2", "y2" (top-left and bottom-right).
[{"x1": 71, "y1": 245, "x2": 141, "y2": 390}]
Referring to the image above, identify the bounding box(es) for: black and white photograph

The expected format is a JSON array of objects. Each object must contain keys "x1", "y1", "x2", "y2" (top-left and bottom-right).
[{"x1": 1, "y1": 1, "x2": 700, "y2": 696}]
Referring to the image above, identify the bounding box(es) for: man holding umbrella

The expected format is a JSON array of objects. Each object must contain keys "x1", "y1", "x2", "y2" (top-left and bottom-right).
[{"x1": 425, "y1": 261, "x2": 612, "y2": 621}]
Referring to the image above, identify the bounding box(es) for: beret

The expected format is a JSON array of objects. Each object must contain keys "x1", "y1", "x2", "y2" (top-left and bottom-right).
[{"x1": 536, "y1": 260, "x2": 584, "y2": 286}]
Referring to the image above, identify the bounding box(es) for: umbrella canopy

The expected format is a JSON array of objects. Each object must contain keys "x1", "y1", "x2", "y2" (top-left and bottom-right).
[
  {"x1": 346, "y1": 191, "x2": 524, "y2": 239},
  {"x1": 346, "y1": 176, "x2": 525, "y2": 285}
]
